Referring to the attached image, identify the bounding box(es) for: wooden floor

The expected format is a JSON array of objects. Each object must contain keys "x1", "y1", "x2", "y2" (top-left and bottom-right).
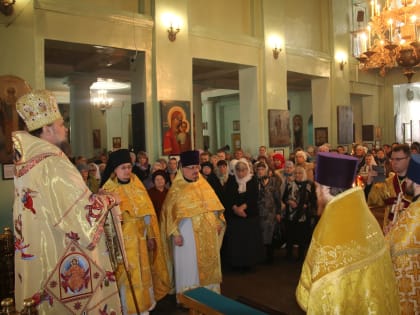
[
  {"x1": 152, "y1": 248, "x2": 305, "y2": 315},
  {"x1": 152, "y1": 207, "x2": 386, "y2": 315}
]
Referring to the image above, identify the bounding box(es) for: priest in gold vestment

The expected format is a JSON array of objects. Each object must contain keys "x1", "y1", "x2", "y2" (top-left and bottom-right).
[
  {"x1": 386, "y1": 154, "x2": 420, "y2": 313},
  {"x1": 367, "y1": 144, "x2": 412, "y2": 231},
  {"x1": 13, "y1": 90, "x2": 122, "y2": 314},
  {"x1": 160, "y1": 150, "x2": 225, "y2": 297},
  {"x1": 296, "y1": 152, "x2": 400, "y2": 314},
  {"x1": 101, "y1": 149, "x2": 170, "y2": 315}
]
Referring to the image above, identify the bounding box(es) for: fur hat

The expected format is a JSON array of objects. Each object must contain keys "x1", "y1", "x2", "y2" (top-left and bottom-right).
[
  {"x1": 180, "y1": 150, "x2": 200, "y2": 167},
  {"x1": 16, "y1": 90, "x2": 63, "y2": 131},
  {"x1": 315, "y1": 152, "x2": 358, "y2": 189},
  {"x1": 407, "y1": 154, "x2": 420, "y2": 184}
]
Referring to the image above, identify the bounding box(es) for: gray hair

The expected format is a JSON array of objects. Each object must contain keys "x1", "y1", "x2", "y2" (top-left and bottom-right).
[
  {"x1": 294, "y1": 165, "x2": 307, "y2": 181},
  {"x1": 284, "y1": 160, "x2": 294, "y2": 168}
]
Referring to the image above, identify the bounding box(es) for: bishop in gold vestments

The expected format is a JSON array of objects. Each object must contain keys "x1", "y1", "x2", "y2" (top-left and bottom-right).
[
  {"x1": 13, "y1": 131, "x2": 122, "y2": 314},
  {"x1": 13, "y1": 90, "x2": 121, "y2": 314}
]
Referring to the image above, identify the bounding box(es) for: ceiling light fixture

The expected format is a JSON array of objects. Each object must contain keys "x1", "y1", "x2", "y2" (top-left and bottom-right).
[
  {"x1": 353, "y1": 0, "x2": 420, "y2": 82},
  {"x1": 90, "y1": 89, "x2": 113, "y2": 114}
]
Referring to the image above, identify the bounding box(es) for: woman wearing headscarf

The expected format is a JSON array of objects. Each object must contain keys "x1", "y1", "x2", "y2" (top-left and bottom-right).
[
  {"x1": 223, "y1": 158, "x2": 263, "y2": 271},
  {"x1": 282, "y1": 165, "x2": 317, "y2": 262},
  {"x1": 101, "y1": 149, "x2": 170, "y2": 315},
  {"x1": 200, "y1": 161, "x2": 223, "y2": 201},
  {"x1": 255, "y1": 161, "x2": 281, "y2": 263}
]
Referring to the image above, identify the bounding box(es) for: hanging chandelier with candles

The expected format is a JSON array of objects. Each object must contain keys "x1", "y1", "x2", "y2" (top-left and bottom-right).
[
  {"x1": 90, "y1": 89, "x2": 114, "y2": 113},
  {"x1": 353, "y1": 0, "x2": 420, "y2": 82}
]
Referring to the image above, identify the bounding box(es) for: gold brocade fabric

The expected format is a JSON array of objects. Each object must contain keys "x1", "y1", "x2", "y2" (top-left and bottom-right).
[
  {"x1": 103, "y1": 174, "x2": 170, "y2": 313},
  {"x1": 12, "y1": 131, "x2": 121, "y2": 315},
  {"x1": 368, "y1": 173, "x2": 412, "y2": 229},
  {"x1": 160, "y1": 173, "x2": 225, "y2": 290},
  {"x1": 296, "y1": 187, "x2": 400, "y2": 314},
  {"x1": 386, "y1": 199, "x2": 420, "y2": 313}
]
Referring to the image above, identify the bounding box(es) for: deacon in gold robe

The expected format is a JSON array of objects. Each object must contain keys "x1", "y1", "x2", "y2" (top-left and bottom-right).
[
  {"x1": 101, "y1": 149, "x2": 170, "y2": 315},
  {"x1": 296, "y1": 152, "x2": 400, "y2": 314},
  {"x1": 386, "y1": 154, "x2": 420, "y2": 313},
  {"x1": 160, "y1": 150, "x2": 225, "y2": 297},
  {"x1": 367, "y1": 144, "x2": 412, "y2": 231},
  {"x1": 13, "y1": 90, "x2": 122, "y2": 314}
]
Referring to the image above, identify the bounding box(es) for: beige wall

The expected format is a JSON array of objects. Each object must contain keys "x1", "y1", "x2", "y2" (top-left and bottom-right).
[{"x1": 0, "y1": 0, "x2": 415, "y2": 229}]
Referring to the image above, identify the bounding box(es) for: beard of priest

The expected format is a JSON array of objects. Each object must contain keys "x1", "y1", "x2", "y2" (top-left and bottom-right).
[{"x1": 159, "y1": 150, "x2": 226, "y2": 298}]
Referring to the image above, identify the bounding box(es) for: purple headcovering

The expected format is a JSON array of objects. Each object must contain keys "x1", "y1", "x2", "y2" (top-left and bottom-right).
[
  {"x1": 315, "y1": 152, "x2": 359, "y2": 189},
  {"x1": 407, "y1": 154, "x2": 420, "y2": 185}
]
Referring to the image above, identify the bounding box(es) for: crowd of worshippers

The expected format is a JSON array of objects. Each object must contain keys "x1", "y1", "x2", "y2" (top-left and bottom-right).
[
  {"x1": 70, "y1": 140, "x2": 419, "y2": 314},
  {"x1": 12, "y1": 89, "x2": 419, "y2": 315},
  {"x1": 73, "y1": 140, "x2": 420, "y2": 265}
]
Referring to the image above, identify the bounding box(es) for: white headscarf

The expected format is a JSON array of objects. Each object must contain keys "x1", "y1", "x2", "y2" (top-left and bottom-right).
[
  {"x1": 233, "y1": 158, "x2": 253, "y2": 193},
  {"x1": 88, "y1": 162, "x2": 101, "y2": 181}
]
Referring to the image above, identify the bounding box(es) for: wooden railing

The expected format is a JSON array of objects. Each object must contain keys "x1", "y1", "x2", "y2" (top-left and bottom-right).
[{"x1": 0, "y1": 227, "x2": 14, "y2": 301}]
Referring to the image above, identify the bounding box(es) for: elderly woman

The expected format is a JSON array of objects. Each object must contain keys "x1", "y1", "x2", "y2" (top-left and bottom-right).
[
  {"x1": 282, "y1": 165, "x2": 317, "y2": 262},
  {"x1": 101, "y1": 149, "x2": 170, "y2": 315},
  {"x1": 223, "y1": 159, "x2": 263, "y2": 271},
  {"x1": 147, "y1": 169, "x2": 169, "y2": 220},
  {"x1": 294, "y1": 150, "x2": 314, "y2": 182},
  {"x1": 255, "y1": 162, "x2": 280, "y2": 263},
  {"x1": 78, "y1": 163, "x2": 99, "y2": 193}
]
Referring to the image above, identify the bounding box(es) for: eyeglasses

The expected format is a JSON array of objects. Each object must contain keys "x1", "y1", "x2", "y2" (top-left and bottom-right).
[{"x1": 390, "y1": 156, "x2": 408, "y2": 162}]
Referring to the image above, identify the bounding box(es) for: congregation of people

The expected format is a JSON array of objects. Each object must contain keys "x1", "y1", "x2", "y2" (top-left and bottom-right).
[
  {"x1": 72, "y1": 140, "x2": 420, "y2": 313},
  {"x1": 10, "y1": 89, "x2": 420, "y2": 314}
]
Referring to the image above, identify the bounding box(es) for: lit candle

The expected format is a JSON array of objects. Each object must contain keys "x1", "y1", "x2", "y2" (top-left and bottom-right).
[
  {"x1": 388, "y1": 18, "x2": 393, "y2": 42},
  {"x1": 367, "y1": 25, "x2": 371, "y2": 48},
  {"x1": 371, "y1": 0, "x2": 375, "y2": 17},
  {"x1": 411, "y1": 15, "x2": 418, "y2": 41}
]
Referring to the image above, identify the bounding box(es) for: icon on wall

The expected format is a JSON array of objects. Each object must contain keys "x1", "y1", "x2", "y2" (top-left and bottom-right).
[
  {"x1": 160, "y1": 100, "x2": 192, "y2": 155},
  {"x1": 268, "y1": 109, "x2": 291, "y2": 147}
]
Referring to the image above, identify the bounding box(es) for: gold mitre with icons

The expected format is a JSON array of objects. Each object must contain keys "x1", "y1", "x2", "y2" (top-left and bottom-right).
[{"x1": 16, "y1": 90, "x2": 63, "y2": 131}]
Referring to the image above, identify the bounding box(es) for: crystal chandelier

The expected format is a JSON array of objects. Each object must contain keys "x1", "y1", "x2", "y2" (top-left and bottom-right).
[
  {"x1": 354, "y1": 0, "x2": 420, "y2": 82},
  {"x1": 90, "y1": 89, "x2": 113, "y2": 113}
]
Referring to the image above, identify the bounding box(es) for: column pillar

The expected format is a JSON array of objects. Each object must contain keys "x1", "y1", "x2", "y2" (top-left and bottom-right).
[
  {"x1": 193, "y1": 85, "x2": 206, "y2": 150},
  {"x1": 65, "y1": 74, "x2": 96, "y2": 158},
  {"x1": 202, "y1": 99, "x2": 218, "y2": 153}
]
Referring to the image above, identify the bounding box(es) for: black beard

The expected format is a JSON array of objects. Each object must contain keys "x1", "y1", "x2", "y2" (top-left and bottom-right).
[{"x1": 58, "y1": 140, "x2": 72, "y2": 158}]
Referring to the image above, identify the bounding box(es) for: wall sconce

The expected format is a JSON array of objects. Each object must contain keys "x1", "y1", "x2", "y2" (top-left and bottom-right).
[
  {"x1": 0, "y1": 0, "x2": 15, "y2": 16},
  {"x1": 339, "y1": 59, "x2": 347, "y2": 70},
  {"x1": 167, "y1": 23, "x2": 180, "y2": 42},
  {"x1": 162, "y1": 13, "x2": 182, "y2": 42},
  {"x1": 268, "y1": 35, "x2": 283, "y2": 60},
  {"x1": 272, "y1": 47, "x2": 282, "y2": 59},
  {"x1": 336, "y1": 52, "x2": 347, "y2": 70}
]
